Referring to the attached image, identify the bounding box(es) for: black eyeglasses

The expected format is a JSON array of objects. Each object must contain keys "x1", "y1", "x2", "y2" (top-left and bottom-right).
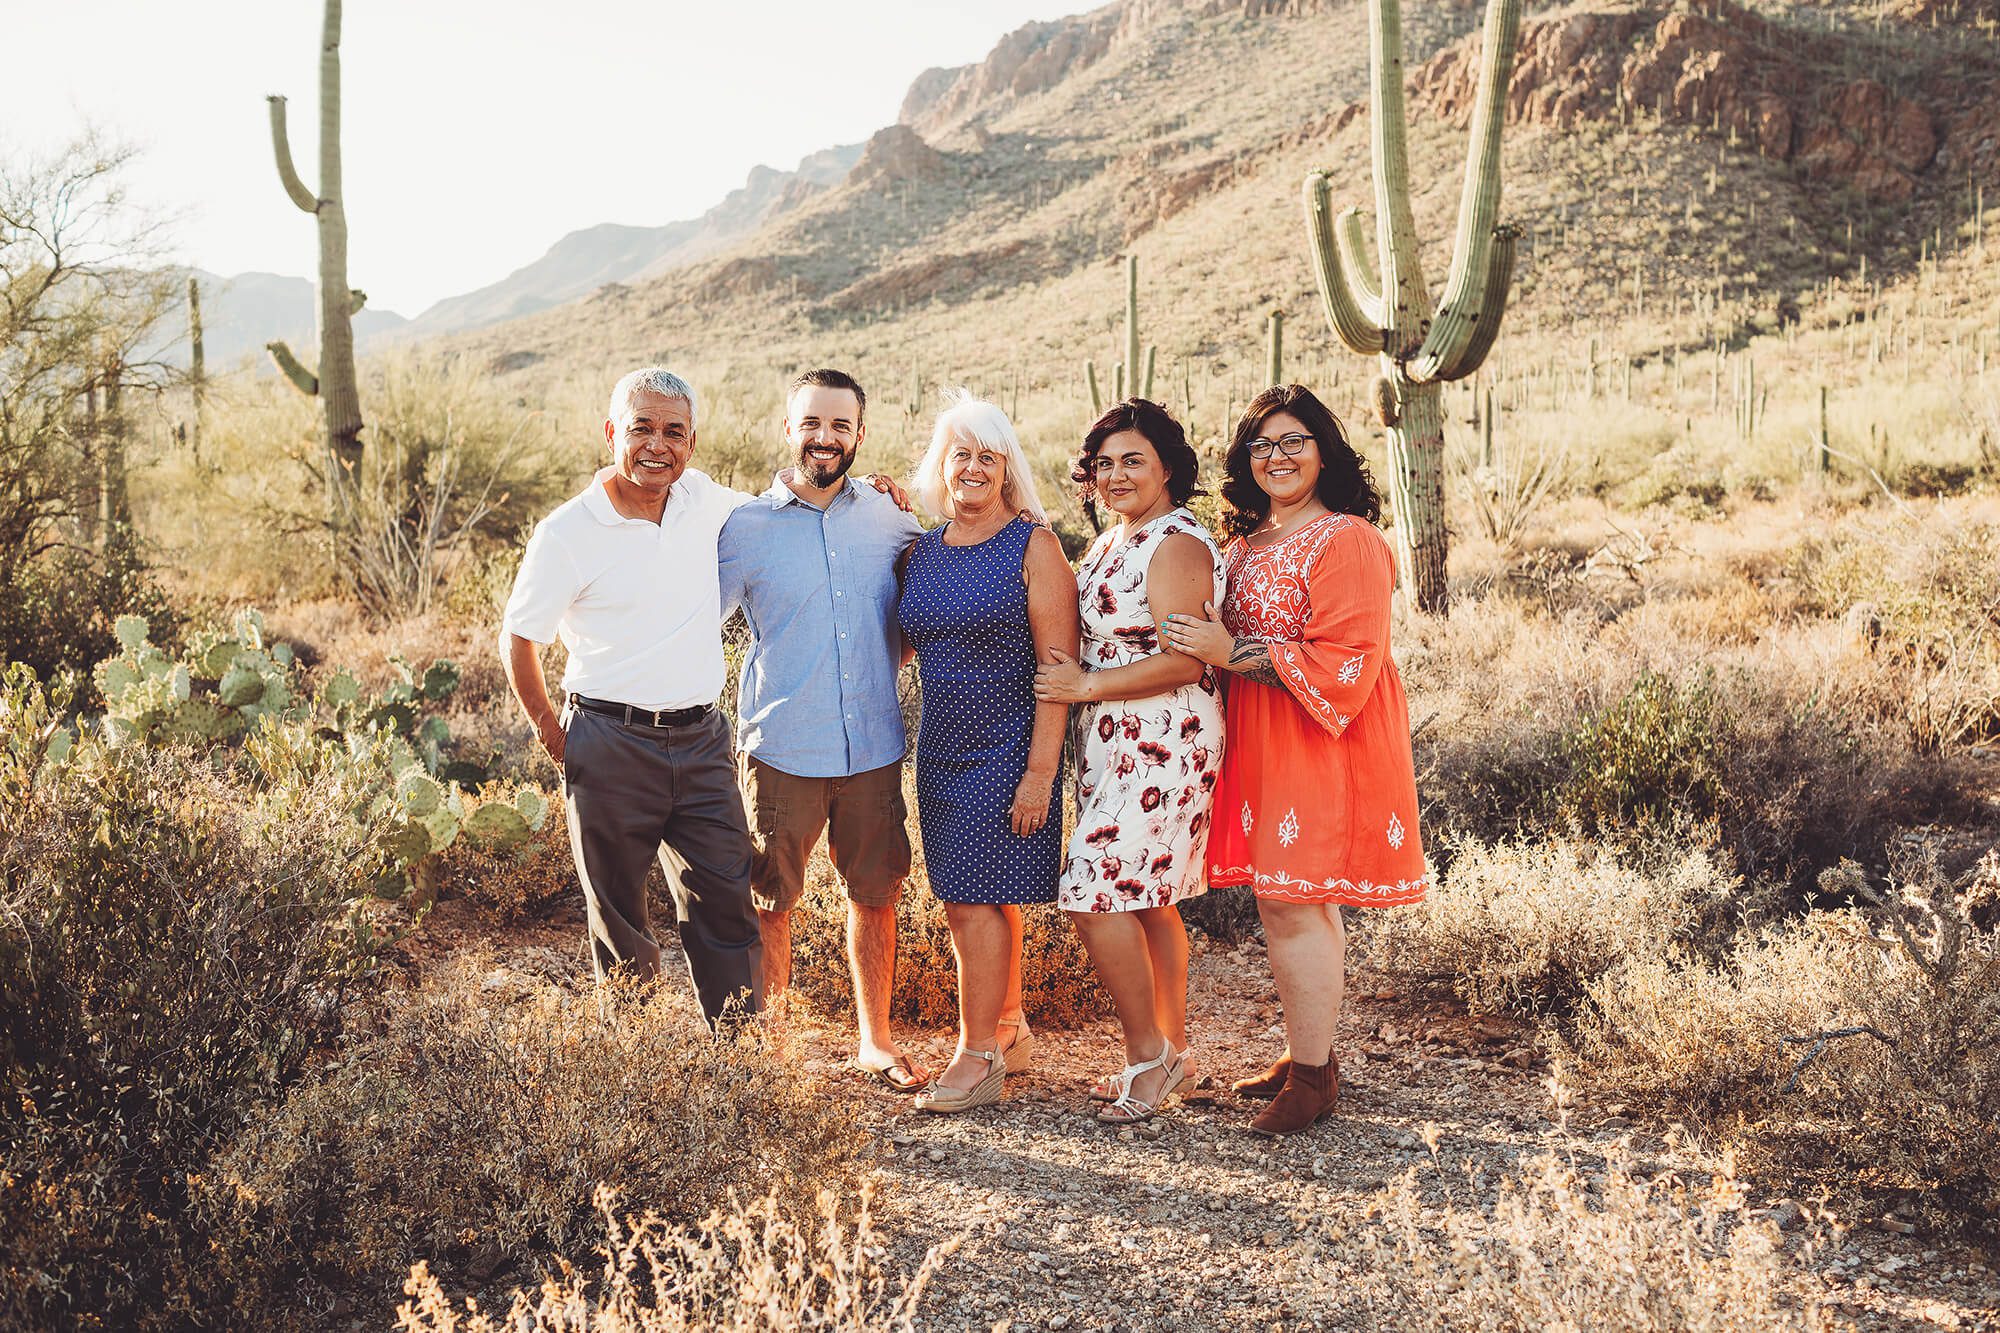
[{"x1": 1247, "y1": 432, "x2": 1313, "y2": 459}]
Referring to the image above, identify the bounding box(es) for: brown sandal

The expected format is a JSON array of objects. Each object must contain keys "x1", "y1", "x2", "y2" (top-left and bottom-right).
[{"x1": 853, "y1": 1054, "x2": 928, "y2": 1093}]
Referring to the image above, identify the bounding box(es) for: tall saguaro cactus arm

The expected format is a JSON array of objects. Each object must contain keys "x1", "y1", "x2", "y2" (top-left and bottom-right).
[
  {"x1": 1418, "y1": 223, "x2": 1519, "y2": 383},
  {"x1": 1412, "y1": 0, "x2": 1524, "y2": 381},
  {"x1": 267, "y1": 96, "x2": 319, "y2": 214},
  {"x1": 1305, "y1": 174, "x2": 1385, "y2": 354}
]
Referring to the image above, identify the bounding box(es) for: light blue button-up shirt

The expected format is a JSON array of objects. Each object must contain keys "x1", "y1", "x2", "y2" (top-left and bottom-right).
[{"x1": 718, "y1": 477, "x2": 925, "y2": 779}]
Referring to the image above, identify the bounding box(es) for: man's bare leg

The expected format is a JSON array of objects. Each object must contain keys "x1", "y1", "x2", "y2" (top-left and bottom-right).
[
  {"x1": 850, "y1": 900, "x2": 924, "y2": 1080},
  {"x1": 757, "y1": 907, "x2": 792, "y2": 999}
]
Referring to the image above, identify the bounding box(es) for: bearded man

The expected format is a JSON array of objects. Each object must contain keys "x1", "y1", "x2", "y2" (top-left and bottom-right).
[{"x1": 717, "y1": 368, "x2": 929, "y2": 1087}]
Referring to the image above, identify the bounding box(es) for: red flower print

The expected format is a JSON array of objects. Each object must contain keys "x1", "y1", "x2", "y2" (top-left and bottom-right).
[
  {"x1": 1085, "y1": 824, "x2": 1119, "y2": 846},
  {"x1": 1115, "y1": 753, "x2": 1136, "y2": 777},
  {"x1": 1138, "y1": 741, "x2": 1170, "y2": 767},
  {"x1": 1190, "y1": 811, "x2": 1207, "y2": 835},
  {"x1": 1199, "y1": 771, "x2": 1217, "y2": 791},
  {"x1": 1139, "y1": 787, "x2": 1162, "y2": 811},
  {"x1": 1178, "y1": 788, "x2": 1193, "y2": 807},
  {"x1": 1115, "y1": 879, "x2": 1146, "y2": 899},
  {"x1": 1180, "y1": 716, "x2": 1202, "y2": 739},
  {"x1": 1098, "y1": 644, "x2": 1118, "y2": 663},
  {"x1": 1150, "y1": 852, "x2": 1174, "y2": 875},
  {"x1": 1099, "y1": 855, "x2": 1123, "y2": 880},
  {"x1": 1093, "y1": 892, "x2": 1113, "y2": 911},
  {"x1": 1120, "y1": 714, "x2": 1141, "y2": 740},
  {"x1": 1114, "y1": 624, "x2": 1159, "y2": 653},
  {"x1": 1097, "y1": 715, "x2": 1116, "y2": 742},
  {"x1": 1191, "y1": 746, "x2": 1210, "y2": 769},
  {"x1": 1095, "y1": 584, "x2": 1117, "y2": 615}
]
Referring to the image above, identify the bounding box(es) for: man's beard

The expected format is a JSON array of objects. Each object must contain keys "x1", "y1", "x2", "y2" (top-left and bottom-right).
[{"x1": 797, "y1": 444, "x2": 857, "y2": 489}]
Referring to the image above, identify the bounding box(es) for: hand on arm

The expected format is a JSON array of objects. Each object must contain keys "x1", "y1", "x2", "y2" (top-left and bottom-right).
[
  {"x1": 1015, "y1": 527, "x2": 1080, "y2": 836},
  {"x1": 1037, "y1": 533, "x2": 1214, "y2": 704},
  {"x1": 1161, "y1": 599, "x2": 1285, "y2": 688},
  {"x1": 500, "y1": 631, "x2": 565, "y2": 765}
]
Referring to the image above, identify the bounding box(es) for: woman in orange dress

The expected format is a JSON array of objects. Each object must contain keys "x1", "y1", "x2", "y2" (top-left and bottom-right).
[{"x1": 1162, "y1": 384, "x2": 1425, "y2": 1137}]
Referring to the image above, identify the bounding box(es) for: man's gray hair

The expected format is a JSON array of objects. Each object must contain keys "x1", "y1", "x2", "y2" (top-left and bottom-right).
[{"x1": 608, "y1": 367, "x2": 698, "y2": 426}]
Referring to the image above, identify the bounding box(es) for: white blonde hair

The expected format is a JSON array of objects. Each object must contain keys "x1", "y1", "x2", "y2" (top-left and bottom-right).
[{"x1": 909, "y1": 389, "x2": 1047, "y2": 524}]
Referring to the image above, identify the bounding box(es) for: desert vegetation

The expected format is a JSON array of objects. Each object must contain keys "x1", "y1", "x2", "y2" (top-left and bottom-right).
[{"x1": 5, "y1": 0, "x2": 2000, "y2": 1327}]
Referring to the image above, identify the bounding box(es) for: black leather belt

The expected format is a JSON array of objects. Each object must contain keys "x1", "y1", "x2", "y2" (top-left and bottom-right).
[{"x1": 570, "y1": 695, "x2": 713, "y2": 728}]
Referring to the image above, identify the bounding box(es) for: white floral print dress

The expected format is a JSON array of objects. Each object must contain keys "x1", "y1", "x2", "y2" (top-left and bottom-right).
[{"x1": 1058, "y1": 508, "x2": 1227, "y2": 913}]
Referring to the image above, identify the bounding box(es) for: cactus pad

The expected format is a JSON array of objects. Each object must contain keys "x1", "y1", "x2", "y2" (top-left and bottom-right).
[
  {"x1": 218, "y1": 666, "x2": 267, "y2": 707},
  {"x1": 463, "y1": 801, "x2": 531, "y2": 849},
  {"x1": 114, "y1": 615, "x2": 150, "y2": 653}
]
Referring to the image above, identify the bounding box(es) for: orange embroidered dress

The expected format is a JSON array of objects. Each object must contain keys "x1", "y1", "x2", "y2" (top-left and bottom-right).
[{"x1": 1206, "y1": 512, "x2": 1427, "y2": 906}]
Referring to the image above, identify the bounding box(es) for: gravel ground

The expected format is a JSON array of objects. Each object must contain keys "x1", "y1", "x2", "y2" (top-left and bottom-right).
[{"x1": 419, "y1": 902, "x2": 2000, "y2": 1332}]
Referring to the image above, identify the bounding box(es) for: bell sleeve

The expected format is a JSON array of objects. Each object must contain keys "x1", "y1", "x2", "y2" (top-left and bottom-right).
[{"x1": 1265, "y1": 521, "x2": 1394, "y2": 738}]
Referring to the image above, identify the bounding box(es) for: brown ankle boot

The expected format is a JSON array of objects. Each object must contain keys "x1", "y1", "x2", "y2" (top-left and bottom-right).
[
  {"x1": 1230, "y1": 1054, "x2": 1292, "y2": 1100},
  {"x1": 1247, "y1": 1057, "x2": 1338, "y2": 1137}
]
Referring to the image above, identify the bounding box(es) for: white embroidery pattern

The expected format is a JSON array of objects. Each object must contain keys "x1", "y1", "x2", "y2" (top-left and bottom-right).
[
  {"x1": 1387, "y1": 812, "x2": 1405, "y2": 850},
  {"x1": 1277, "y1": 808, "x2": 1300, "y2": 847},
  {"x1": 1335, "y1": 712, "x2": 1352, "y2": 730},
  {"x1": 1209, "y1": 864, "x2": 1430, "y2": 905},
  {"x1": 1337, "y1": 653, "x2": 1365, "y2": 686},
  {"x1": 1240, "y1": 801, "x2": 1254, "y2": 835}
]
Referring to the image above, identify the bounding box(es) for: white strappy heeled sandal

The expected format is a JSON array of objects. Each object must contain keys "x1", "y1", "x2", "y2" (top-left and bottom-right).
[{"x1": 1094, "y1": 1039, "x2": 1186, "y2": 1125}]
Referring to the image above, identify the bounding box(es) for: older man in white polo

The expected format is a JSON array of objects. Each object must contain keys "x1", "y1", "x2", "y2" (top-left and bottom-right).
[{"x1": 499, "y1": 367, "x2": 762, "y2": 1024}]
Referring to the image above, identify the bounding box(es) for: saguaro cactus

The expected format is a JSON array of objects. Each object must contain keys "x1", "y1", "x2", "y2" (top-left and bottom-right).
[
  {"x1": 186, "y1": 275, "x2": 205, "y2": 457},
  {"x1": 1086, "y1": 253, "x2": 1157, "y2": 413},
  {"x1": 1303, "y1": 0, "x2": 1522, "y2": 615},
  {"x1": 266, "y1": 0, "x2": 365, "y2": 535}
]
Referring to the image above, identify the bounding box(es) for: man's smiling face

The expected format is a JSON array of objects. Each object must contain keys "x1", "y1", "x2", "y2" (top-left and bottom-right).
[
  {"x1": 785, "y1": 383, "x2": 863, "y2": 489},
  {"x1": 605, "y1": 389, "x2": 695, "y2": 496}
]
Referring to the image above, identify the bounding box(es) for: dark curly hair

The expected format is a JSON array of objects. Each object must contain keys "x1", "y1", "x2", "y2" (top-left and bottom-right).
[
  {"x1": 1220, "y1": 384, "x2": 1380, "y2": 538},
  {"x1": 1070, "y1": 398, "x2": 1206, "y2": 529}
]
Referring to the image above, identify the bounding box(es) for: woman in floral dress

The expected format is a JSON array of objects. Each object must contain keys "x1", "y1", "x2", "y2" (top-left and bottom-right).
[
  {"x1": 1034, "y1": 399, "x2": 1224, "y2": 1123},
  {"x1": 1164, "y1": 384, "x2": 1425, "y2": 1138}
]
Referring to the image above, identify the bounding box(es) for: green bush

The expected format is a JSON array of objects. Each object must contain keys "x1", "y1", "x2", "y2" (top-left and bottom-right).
[
  {"x1": 0, "y1": 541, "x2": 175, "y2": 701},
  {"x1": 0, "y1": 668, "x2": 388, "y2": 1329},
  {"x1": 1558, "y1": 670, "x2": 1727, "y2": 831}
]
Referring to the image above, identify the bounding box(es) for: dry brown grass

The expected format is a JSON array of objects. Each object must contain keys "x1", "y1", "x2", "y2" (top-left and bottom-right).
[
  {"x1": 395, "y1": 1185, "x2": 951, "y2": 1333},
  {"x1": 1369, "y1": 835, "x2": 1758, "y2": 1017},
  {"x1": 1565, "y1": 844, "x2": 2000, "y2": 1223},
  {"x1": 1319, "y1": 1150, "x2": 1837, "y2": 1331},
  {"x1": 206, "y1": 960, "x2": 866, "y2": 1303}
]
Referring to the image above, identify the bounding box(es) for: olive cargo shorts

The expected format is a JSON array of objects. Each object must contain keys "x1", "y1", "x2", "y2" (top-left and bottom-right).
[{"x1": 738, "y1": 756, "x2": 911, "y2": 913}]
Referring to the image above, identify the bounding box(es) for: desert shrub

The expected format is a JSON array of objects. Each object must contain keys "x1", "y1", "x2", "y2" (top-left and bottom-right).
[
  {"x1": 0, "y1": 539, "x2": 175, "y2": 697},
  {"x1": 396, "y1": 1185, "x2": 951, "y2": 1333},
  {"x1": 429, "y1": 802, "x2": 575, "y2": 919},
  {"x1": 1558, "y1": 670, "x2": 1727, "y2": 830},
  {"x1": 1567, "y1": 842, "x2": 2000, "y2": 1221},
  {"x1": 209, "y1": 960, "x2": 865, "y2": 1301},
  {"x1": 1370, "y1": 836, "x2": 1754, "y2": 1018},
  {"x1": 0, "y1": 670, "x2": 388, "y2": 1330},
  {"x1": 1178, "y1": 881, "x2": 1263, "y2": 943},
  {"x1": 1788, "y1": 511, "x2": 2000, "y2": 749},
  {"x1": 1325, "y1": 1152, "x2": 1832, "y2": 1331}
]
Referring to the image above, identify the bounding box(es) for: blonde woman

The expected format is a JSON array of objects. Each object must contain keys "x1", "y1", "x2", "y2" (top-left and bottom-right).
[{"x1": 899, "y1": 392, "x2": 1079, "y2": 1113}]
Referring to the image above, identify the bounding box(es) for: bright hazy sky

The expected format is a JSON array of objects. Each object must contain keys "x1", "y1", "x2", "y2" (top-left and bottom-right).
[{"x1": 3, "y1": 1, "x2": 1091, "y2": 316}]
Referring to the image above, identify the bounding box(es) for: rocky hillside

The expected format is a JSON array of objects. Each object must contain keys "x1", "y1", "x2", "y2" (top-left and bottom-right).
[
  {"x1": 438, "y1": 0, "x2": 2000, "y2": 448},
  {"x1": 395, "y1": 144, "x2": 862, "y2": 339}
]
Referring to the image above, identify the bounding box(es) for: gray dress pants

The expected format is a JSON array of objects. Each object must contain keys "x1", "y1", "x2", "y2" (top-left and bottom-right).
[{"x1": 562, "y1": 704, "x2": 763, "y2": 1025}]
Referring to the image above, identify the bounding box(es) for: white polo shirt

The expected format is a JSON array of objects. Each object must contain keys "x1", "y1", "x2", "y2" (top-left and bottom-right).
[{"x1": 502, "y1": 468, "x2": 754, "y2": 711}]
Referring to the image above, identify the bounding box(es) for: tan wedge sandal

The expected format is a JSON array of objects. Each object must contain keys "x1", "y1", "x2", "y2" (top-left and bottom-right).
[{"x1": 915, "y1": 1045, "x2": 1007, "y2": 1114}]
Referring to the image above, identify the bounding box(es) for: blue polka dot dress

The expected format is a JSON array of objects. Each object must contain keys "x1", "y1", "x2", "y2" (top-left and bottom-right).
[{"x1": 898, "y1": 515, "x2": 1063, "y2": 905}]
